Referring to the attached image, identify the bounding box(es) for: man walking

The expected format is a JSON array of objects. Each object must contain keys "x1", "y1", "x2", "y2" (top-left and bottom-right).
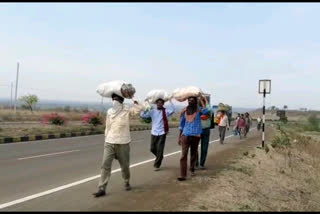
[
  {"x1": 177, "y1": 96, "x2": 209, "y2": 181},
  {"x1": 140, "y1": 98, "x2": 175, "y2": 171},
  {"x1": 233, "y1": 113, "x2": 241, "y2": 136},
  {"x1": 244, "y1": 112, "x2": 252, "y2": 137},
  {"x1": 218, "y1": 110, "x2": 229, "y2": 144},
  {"x1": 257, "y1": 116, "x2": 262, "y2": 130},
  {"x1": 93, "y1": 93, "x2": 144, "y2": 198},
  {"x1": 237, "y1": 114, "x2": 246, "y2": 139}
]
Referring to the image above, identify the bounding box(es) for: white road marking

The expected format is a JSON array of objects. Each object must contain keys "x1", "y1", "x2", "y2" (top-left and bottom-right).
[
  {"x1": 17, "y1": 150, "x2": 80, "y2": 160},
  {"x1": 0, "y1": 128, "x2": 256, "y2": 210}
]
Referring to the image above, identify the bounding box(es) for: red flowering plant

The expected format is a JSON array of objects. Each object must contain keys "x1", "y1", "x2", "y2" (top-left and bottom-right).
[
  {"x1": 82, "y1": 112, "x2": 104, "y2": 126},
  {"x1": 41, "y1": 113, "x2": 67, "y2": 126}
]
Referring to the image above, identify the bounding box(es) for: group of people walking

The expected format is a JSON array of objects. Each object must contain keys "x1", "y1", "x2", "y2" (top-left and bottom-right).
[
  {"x1": 92, "y1": 93, "x2": 250, "y2": 197},
  {"x1": 233, "y1": 112, "x2": 252, "y2": 139}
]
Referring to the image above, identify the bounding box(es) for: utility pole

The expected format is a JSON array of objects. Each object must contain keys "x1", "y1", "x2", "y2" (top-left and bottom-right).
[
  {"x1": 262, "y1": 88, "x2": 266, "y2": 148},
  {"x1": 14, "y1": 62, "x2": 20, "y2": 118},
  {"x1": 10, "y1": 82, "x2": 13, "y2": 110}
]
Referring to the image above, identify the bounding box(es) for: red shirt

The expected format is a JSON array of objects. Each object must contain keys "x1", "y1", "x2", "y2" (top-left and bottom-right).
[{"x1": 237, "y1": 118, "x2": 246, "y2": 128}]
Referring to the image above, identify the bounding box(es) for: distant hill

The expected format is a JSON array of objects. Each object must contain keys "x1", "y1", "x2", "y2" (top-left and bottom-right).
[{"x1": 0, "y1": 98, "x2": 256, "y2": 113}]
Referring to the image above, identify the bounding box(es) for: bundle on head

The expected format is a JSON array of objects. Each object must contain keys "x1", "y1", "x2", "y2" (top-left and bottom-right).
[
  {"x1": 96, "y1": 80, "x2": 136, "y2": 99},
  {"x1": 172, "y1": 86, "x2": 202, "y2": 102},
  {"x1": 145, "y1": 89, "x2": 170, "y2": 104},
  {"x1": 121, "y1": 83, "x2": 136, "y2": 99}
]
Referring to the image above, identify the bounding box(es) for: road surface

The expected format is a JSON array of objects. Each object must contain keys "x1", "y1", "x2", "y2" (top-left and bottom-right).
[{"x1": 0, "y1": 124, "x2": 257, "y2": 211}]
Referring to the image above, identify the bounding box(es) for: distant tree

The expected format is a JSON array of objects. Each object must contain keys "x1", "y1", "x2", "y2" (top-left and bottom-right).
[
  {"x1": 268, "y1": 106, "x2": 278, "y2": 115},
  {"x1": 283, "y1": 105, "x2": 288, "y2": 110},
  {"x1": 64, "y1": 105, "x2": 71, "y2": 112},
  {"x1": 82, "y1": 106, "x2": 89, "y2": 113},
  {"x1": 19, "y1": 94, "x2": 39, "y2": 112}
]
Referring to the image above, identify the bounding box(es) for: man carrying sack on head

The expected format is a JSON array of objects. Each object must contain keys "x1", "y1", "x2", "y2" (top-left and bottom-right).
[
  {"x1": 93, "y1": 93, "x2": 144, "y2": 198},
  {"x1": 195, "y1": 95, "x2": 213, "y2": 170},
  {"x1": 140, "y1": 98, "x2": 175, "y2": 171},
  {"x1": 177, "y1": 95, "x2": 209, "y2": 181}
]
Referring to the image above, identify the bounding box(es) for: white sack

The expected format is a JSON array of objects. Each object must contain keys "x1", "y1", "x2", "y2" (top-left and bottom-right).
[
  {"x1": 96, "y1": 80, "x2": 135, "y2": 99},
  {"x1": 145, "y1": 89, "x2": 170, "y2": 104},
  {"x1": 172, "y1": 86, "x2": 203, "y2": 102}
]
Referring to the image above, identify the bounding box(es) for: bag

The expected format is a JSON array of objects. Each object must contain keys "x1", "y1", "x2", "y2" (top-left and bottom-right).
[
  {"x1": 145, "y1": 89, "x2": 170, "y2": 104},
  {"x1": 96, "y1": 80, "x2": 135, "y2": 99},
  {"x1": 172, "y1": 86, "x2": 202, "y2": 102},
  {"x1": 218, "y1": 103, "x2": 228, "y2": 111}
]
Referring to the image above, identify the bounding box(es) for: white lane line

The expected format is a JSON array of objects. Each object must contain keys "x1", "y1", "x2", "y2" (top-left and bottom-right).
[
  {"x1": 17, "y1": 150, "x2": 80, "y2": 160},
  {"x1": 0, "y1": 128, "x2": 256, "y2": 210}
]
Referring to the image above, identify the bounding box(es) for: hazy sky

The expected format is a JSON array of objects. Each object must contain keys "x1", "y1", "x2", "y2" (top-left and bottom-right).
[{"x1": 1, "y1": 3, "x2": 320, "y2": 110}]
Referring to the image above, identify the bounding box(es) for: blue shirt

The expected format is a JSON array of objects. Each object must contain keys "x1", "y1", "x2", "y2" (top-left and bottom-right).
[
  {"x1": 140, "y1": 102, "x2": 175, "y2": 136},
  {"x1": 179, "y1": 107, "x2": 210, "y2": 136}
]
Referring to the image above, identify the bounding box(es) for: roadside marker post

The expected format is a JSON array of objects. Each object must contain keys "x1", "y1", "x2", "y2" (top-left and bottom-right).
[
  {"x1": 14, "y1": 62, "x2": 20, "y2": 120},
  {"x1": 259, "y1": 79, "x2": 271, "y2": 148}
]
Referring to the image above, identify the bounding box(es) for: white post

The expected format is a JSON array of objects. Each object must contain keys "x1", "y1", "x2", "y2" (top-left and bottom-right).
[
  {"x1": 10, "y1": 82, "x2": 13, "y2": 110},
  {"x1": 14, "y1": 62, "x2": 20, "y2": 118}
]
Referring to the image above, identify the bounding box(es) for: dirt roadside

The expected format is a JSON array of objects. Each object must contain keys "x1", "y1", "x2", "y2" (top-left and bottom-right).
[{"x1": 88, "y1": 128, "x2": 263, "y2": 211}]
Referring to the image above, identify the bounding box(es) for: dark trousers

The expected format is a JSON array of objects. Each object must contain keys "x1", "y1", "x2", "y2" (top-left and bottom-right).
[
  {"x1": 180, "y1": 136, "x2": 200, "y2": 178},
  {"x1": 245, "y1": 125, "x2": 250, "y2": 136},
  {"x1": 196, "y1": 128, "x2": 211, "y2": 167},
  {"x1": 151, "y1": 134, "x2": 166, "y2": 168},
  {"x1": 219, "y1": 126, "x2": 227, "y2": 144}
]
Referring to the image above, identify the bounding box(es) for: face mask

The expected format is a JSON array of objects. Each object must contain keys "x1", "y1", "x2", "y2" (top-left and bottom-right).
[{"x1": 112, "y1": 100, "x2": 122, "y2": 108}]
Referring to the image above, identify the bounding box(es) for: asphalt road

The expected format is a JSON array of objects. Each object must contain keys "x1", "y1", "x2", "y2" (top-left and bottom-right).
[{"x1": 0, "y1": 124, "x2": 257, "y2": 211}]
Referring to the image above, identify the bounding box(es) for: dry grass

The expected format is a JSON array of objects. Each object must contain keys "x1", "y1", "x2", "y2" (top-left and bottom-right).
[
  {"x1": 183, "y1": 126, "x2": 320, "y2": 211},
  {"x1": 0, "y1": 109, "x2": 85, "y2": 122},
  {"x1": 0, "y1": 124, "x2": 105, "y2": 138},
  {"x1": 249, "y1": 110, "x2": 320, "y2": 122},
  {"x1": 0, "y1": 120, "x2": 179, "y2": 138}
]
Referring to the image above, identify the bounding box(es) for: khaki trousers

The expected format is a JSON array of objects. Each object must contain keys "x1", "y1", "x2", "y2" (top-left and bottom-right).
[{"x1": 98, "y1": 143, "x2": 130, "y2": 191}]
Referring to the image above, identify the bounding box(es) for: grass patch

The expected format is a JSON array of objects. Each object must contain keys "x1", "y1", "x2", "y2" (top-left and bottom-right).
[
  {"x1": 304, "y1": 115, "x2": 320, "y2": 132},
  {"x1": 228, "y1": 165, "x2": 253, "y2": 176},
  {"x1": 243, "y1": 151, "x2": 249, "y2": 156},
  {"x1": 185, "y1": 124, "x2": 320, "y2": 211}
]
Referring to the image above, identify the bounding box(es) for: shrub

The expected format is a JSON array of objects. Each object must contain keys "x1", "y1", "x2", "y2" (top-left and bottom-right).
[
  {"x1": 305, "y1": 114, "x2": 320, "y2": 131},
  {"x1": 171, "y1": 117, "x2": 178, "y2": 122},
  {"x1": 64, "y1": 106, "x2": 71, "y2": 112},
  {"x1": 265, "y1": 145, "x2": 270, "y2": 153},
  {"x1": 82, "y1": 112, "x2": 104, "y2": 126},
  {"x1": 140, "y1": 117, "x2": 152, "y2": 124},
  {"x1": 271, "y1": 134, "x2": 290, "y2": 148},
  {"x1": 41, "y1": 113, "x2": 67, "y2": 126}
]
